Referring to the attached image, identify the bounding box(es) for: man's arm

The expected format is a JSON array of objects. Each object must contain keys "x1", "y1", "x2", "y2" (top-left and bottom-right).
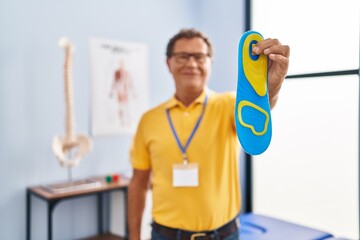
[
  {"x1": 253, "y1": 38, "x2": 290, "y2": 109},
  {"x1": 127, "y1": 169, "x2": 151, "y2": 240}
]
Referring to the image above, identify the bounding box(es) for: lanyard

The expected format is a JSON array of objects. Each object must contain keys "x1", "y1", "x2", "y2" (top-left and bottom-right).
[{"x1": 166, "y1": 95, "x2": 208, "y2": 165}]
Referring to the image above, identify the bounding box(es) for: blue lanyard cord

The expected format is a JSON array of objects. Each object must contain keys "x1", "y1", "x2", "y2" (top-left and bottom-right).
[{"x1": 166, "y1": 95, "x2": 208, "y2": 155}]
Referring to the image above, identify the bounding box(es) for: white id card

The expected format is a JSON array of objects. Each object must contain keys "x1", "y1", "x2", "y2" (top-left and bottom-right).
[{"x1": 173, "y1": 163, "x2": 199, "y2": 187}]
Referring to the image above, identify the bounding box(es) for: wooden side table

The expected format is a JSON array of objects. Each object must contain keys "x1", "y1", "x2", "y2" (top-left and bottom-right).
[{"x1": 26, "y1": 175, "x2": 130, "y2": 240}]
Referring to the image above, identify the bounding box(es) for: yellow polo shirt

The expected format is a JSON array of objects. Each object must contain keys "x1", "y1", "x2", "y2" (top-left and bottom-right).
[{"x1": 130, "y1": 90, "x2": 241, "y2": 231}]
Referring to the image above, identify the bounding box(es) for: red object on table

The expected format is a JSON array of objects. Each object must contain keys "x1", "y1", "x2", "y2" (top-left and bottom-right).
[{"x1": 112, "y1": 174, "x2": 120, "y2": 182}]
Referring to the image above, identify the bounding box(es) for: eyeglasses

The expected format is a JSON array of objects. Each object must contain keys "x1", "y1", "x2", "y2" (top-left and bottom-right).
[{"x1": 171, "y1": 52, "x2": 210, "y2": 64}]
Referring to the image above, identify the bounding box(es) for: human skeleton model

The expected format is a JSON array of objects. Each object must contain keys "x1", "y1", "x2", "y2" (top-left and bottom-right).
[{"x1": 52, "y1": 37, "x2": 92, "y2": 169}]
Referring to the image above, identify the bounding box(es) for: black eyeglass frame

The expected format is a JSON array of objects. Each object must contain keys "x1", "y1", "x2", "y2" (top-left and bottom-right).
[{"x1": 170, "y1": 52, "x2": 211, "y2": 64}]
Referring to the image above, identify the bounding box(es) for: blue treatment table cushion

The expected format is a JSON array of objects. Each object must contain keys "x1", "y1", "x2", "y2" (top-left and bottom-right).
[
  {"x1": 323, "y1": 238, "x2": 352, "y2": 240},
  {"x1": 239, "y1": 213, "x2": 334, "y2": 240}
]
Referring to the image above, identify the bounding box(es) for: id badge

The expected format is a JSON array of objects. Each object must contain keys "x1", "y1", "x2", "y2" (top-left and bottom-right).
[{"x1": 173, "y1": 163, "x2": 199, "y2": 187}]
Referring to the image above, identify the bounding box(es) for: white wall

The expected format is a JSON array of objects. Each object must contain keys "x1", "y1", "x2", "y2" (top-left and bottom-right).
[
  {"x1": 196, "y1": 0, "x2": 245, "y2": 92},
  {"x1": 0, "y1": 1, "x2": 194, "y2": 239}
]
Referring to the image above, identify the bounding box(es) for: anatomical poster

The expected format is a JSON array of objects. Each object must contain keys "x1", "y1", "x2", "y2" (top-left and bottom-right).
[{"x1": 89, "y1": 38, "x2": 148, "y2": 136}]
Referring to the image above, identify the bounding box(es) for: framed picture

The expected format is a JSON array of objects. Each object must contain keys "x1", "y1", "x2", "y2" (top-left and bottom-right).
[{"x1": 89, "y1": 38, "x2": 148, "y2": 136}]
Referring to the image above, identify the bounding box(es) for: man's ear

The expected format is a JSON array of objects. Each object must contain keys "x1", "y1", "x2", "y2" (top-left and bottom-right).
[{"x1": 166, "y1": 58, "x2": 172, "y2": 72}]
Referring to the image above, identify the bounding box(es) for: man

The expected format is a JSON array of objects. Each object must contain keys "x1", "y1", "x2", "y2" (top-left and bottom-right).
[{"x1": 128, "y1": 28, "x2": 290, "y2": 240}]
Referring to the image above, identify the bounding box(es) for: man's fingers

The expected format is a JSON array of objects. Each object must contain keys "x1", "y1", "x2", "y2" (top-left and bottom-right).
[
  {"x1": 253, "y1": 38, "x2": 290, "y2": 58},
  {"x1": 253, "y1": 38, "x2": 279, "y2": 53},
  {"x1": 265, "y1": 45, "x2": 290, "y2": 57},
  {"x1": 269, "y1": 53, "x2": 290, "y2": 64}
]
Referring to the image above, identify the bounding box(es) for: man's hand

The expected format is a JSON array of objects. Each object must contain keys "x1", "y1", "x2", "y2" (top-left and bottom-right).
[{"x1": 253, "y1": 39, "x2": 290, "y2": 108}]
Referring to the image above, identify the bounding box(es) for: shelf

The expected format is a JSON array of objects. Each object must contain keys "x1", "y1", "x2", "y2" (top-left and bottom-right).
[{"x1": 29, "y1": 175, "x2": 130, "y2": 200}]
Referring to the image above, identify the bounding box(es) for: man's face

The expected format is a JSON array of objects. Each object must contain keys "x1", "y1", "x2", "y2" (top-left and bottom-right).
[{"x1": 167, "y1": 37, "x2": 212, "y2": 94}]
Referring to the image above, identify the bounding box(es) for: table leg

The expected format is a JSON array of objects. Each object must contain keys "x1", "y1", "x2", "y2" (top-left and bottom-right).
[
  {"x1": 48, "y1": 202, "x2": 52, "y2": 240},
  {"x1": 98, "y1": 193, "x2": 103, "y2": 234},
  {"x1": 26, "y1": 189, "x2": 31, "y2": 240},
  {"x1": 48, "y1": 200, "x2": 59, "y2": 240},
  {"x1": 124, "y1": 188, "x2": 129, "y2": 238}
]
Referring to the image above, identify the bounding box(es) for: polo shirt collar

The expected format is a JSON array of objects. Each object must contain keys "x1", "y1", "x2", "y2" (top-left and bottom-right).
[{"x1": 165, "y1": 88, "x2": 210, "y2": 109}]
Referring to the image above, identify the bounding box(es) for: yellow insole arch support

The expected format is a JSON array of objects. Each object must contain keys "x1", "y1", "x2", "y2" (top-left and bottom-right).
[{"x1": 238, "y1": 100, "x2": 269, "y2": 136}]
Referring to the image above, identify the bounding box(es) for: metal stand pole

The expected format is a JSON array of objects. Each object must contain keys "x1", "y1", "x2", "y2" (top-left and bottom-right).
[{"x1": 66, "y1": 150, "x2": 73, "y2": 182}]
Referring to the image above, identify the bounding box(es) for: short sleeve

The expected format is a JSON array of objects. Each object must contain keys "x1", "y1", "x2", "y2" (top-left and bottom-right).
[
  {"x1": 130, "y1": 116, "x2": 151, "y2": 170},
  {"x1": 225, "y1": 92, "x2": 236, "y2": 132}
]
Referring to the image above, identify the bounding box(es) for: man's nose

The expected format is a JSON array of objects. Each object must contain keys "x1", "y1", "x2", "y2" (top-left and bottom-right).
[{"x1": 185, "y1": 56, "x2": 198, "y2": 67}]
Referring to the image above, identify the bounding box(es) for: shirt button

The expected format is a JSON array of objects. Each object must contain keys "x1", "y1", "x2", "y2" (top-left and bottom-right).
[{"x1": 184, "y1": 112, "x2": 189, "y2": 117}]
